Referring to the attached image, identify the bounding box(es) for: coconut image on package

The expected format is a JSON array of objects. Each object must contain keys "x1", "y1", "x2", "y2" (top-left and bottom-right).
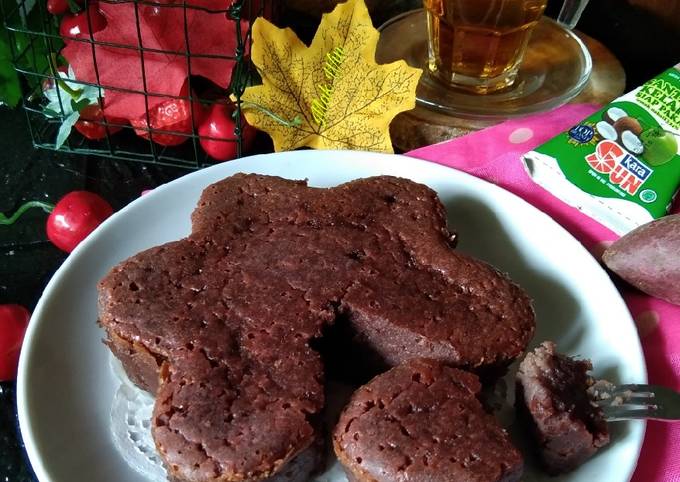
[{"x1": 523, "y1": 65, "x2": 680, "y2": 235}]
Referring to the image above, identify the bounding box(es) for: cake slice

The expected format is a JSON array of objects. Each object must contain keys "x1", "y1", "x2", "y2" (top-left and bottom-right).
[
  {"x1": 516, "y1": 341, "x2": 610, "y2": 474},
  {"x1": 333, "y1": 358, "x2": 523, "y2": 482}
]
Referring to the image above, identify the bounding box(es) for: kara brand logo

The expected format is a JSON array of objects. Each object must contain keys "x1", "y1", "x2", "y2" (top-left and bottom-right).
[
  {"x1": 585, "y1": 140, "x2": 653, "y2": 195},
  {"x1": 620, "y1": 155, "x2": 652, "y2": 180}
]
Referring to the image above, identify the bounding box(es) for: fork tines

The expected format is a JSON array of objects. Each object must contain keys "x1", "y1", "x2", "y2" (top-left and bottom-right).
[{"x1": 595, "y1": 384, "x2": 680, "y2": 422}]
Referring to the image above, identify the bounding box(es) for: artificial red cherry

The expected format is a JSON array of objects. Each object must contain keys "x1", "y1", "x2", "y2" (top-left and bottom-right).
[
  {"x1": 198, "y1": 103, "x2": 255, "y2": 161},
  {"x1": 75, "y1": 103, "x2": 126, "y2": 140},
  {"x1": 59, "y1": 4, "x2": 106, "y2": 43},
  {"x1": 130, "y1": 83, "x2": 204, "y2": 147},
  {"x1": 47, "y1": 0, "x2": 69, "y2": 15},
  {"x1": 47, "y1": 0, "x2": 84, "y2": 15},
  {"x1": 47, "y1": 0, "x2": 67, "y2": 14},
  {"x1": 46, "y1": 191, "x2": 113, "y2": 253},
  {"x1": 0, "y1": 304, "x2": 31, "y2": 382}
]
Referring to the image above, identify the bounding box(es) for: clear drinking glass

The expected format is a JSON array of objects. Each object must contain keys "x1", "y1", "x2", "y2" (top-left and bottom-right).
[{"x1": 423, "y1": 0, "x2": 591, "y2": 94}]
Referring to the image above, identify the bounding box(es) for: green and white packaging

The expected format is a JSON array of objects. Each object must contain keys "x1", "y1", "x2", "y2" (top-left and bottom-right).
[{"x1": 522, "y1": 65, "x2": 680, "y2": 235}]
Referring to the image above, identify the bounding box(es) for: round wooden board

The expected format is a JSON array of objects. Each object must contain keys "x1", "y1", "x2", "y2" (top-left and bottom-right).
[{"x1": 390, "y1": 32, "x2": 626, "y2": 153}]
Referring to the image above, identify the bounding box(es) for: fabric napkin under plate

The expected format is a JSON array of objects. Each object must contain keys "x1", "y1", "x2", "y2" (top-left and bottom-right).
[{"x1": 407, "y1": 104, "x2": 680, "y2": 482}]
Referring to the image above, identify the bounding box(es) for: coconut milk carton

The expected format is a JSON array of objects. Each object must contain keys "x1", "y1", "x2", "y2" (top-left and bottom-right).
[{"x1": 522, "y1": 65, "x2": 680, "y2": 235}]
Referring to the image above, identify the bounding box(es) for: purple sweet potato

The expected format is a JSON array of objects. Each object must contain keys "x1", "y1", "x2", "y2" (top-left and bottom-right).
[{"x1": 603, "y1": 214, "x2": 680, "y2": 305}]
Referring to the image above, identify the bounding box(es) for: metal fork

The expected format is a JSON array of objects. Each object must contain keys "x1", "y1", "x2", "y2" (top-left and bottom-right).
[{"x1": 591, "y1": 382, "x2": 680, "y2": 422}]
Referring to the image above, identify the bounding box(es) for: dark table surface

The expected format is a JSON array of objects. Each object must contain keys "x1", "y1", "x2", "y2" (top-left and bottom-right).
[{"x1": 1, "y1": 1, "x2": 678, "y2": 481}]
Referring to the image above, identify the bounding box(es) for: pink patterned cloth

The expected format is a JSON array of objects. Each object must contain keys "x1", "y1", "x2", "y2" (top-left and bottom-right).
[{"x1": 406, "y1": 104, "x2": 680, "y2": 482}]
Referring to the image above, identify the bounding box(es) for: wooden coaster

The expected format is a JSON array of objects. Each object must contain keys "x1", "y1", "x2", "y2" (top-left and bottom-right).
[{"x1": 390, "y1": 32, "x2": 626, "y2": 153}]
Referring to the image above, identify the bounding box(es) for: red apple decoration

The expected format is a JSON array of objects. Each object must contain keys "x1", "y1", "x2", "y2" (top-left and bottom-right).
[{"x1": 0, "y1": 304, "x2": 31, "y2": 381}]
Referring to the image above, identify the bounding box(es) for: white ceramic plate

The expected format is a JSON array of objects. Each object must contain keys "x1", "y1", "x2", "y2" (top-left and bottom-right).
[{"x1": 18, "y1": 151, "x2": 646, "y2": 482}]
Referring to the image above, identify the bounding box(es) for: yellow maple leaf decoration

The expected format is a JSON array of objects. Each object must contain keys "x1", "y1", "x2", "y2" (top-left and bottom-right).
[{"x1": 241, "y1": 0, "x2": 422, "y2": 153}]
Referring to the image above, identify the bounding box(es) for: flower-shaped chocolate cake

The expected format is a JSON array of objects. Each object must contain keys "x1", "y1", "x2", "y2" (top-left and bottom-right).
[{"x1": 98, "y1": 173, "x2": 534, "y2": 482}]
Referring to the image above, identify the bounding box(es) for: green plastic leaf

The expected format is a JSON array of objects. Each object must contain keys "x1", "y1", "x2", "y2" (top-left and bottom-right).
[
  {"x1": 55, "y1": 110, "x2": 80, "y2": 148},
  {"x1": 0, "y1": 0, "x2": 63, "y2": 103},
  {"x1": 67, "y1": 0, "x2": 81, "y2": 13},
  {"x1": 71, "y1": 97, "x2": 90, "y2": 112},
  {"x1": 43, "y1": 107, "x2": 61, "y2": 118},
  {"x1": 0, "y1": 35, "x2": 22, "y2": 108}
]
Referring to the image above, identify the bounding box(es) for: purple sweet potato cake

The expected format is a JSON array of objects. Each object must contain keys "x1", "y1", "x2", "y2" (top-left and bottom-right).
[{"x1": 98, "y1": 173, "x2": 535, "y2": 481}]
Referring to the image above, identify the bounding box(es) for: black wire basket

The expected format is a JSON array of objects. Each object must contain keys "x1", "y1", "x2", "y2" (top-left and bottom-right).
[{"x1": 1, "y1": 0, "x2": 275, "y2": 169}]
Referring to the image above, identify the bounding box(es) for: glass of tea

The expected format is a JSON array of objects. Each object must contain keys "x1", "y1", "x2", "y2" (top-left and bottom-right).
[{"x1": 423, "y1": 0, "x2": 591, "y2": 93}]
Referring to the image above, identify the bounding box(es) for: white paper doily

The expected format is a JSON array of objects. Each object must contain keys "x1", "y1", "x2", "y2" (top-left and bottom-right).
[{"x1": 110, "y1": 356, "x2": 167, "y2": 482}]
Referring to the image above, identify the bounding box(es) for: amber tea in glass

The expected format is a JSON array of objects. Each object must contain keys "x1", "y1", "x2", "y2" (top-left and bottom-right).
[{"x1": 423, "y1": 0, "x2": 548, "y2": 93}]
